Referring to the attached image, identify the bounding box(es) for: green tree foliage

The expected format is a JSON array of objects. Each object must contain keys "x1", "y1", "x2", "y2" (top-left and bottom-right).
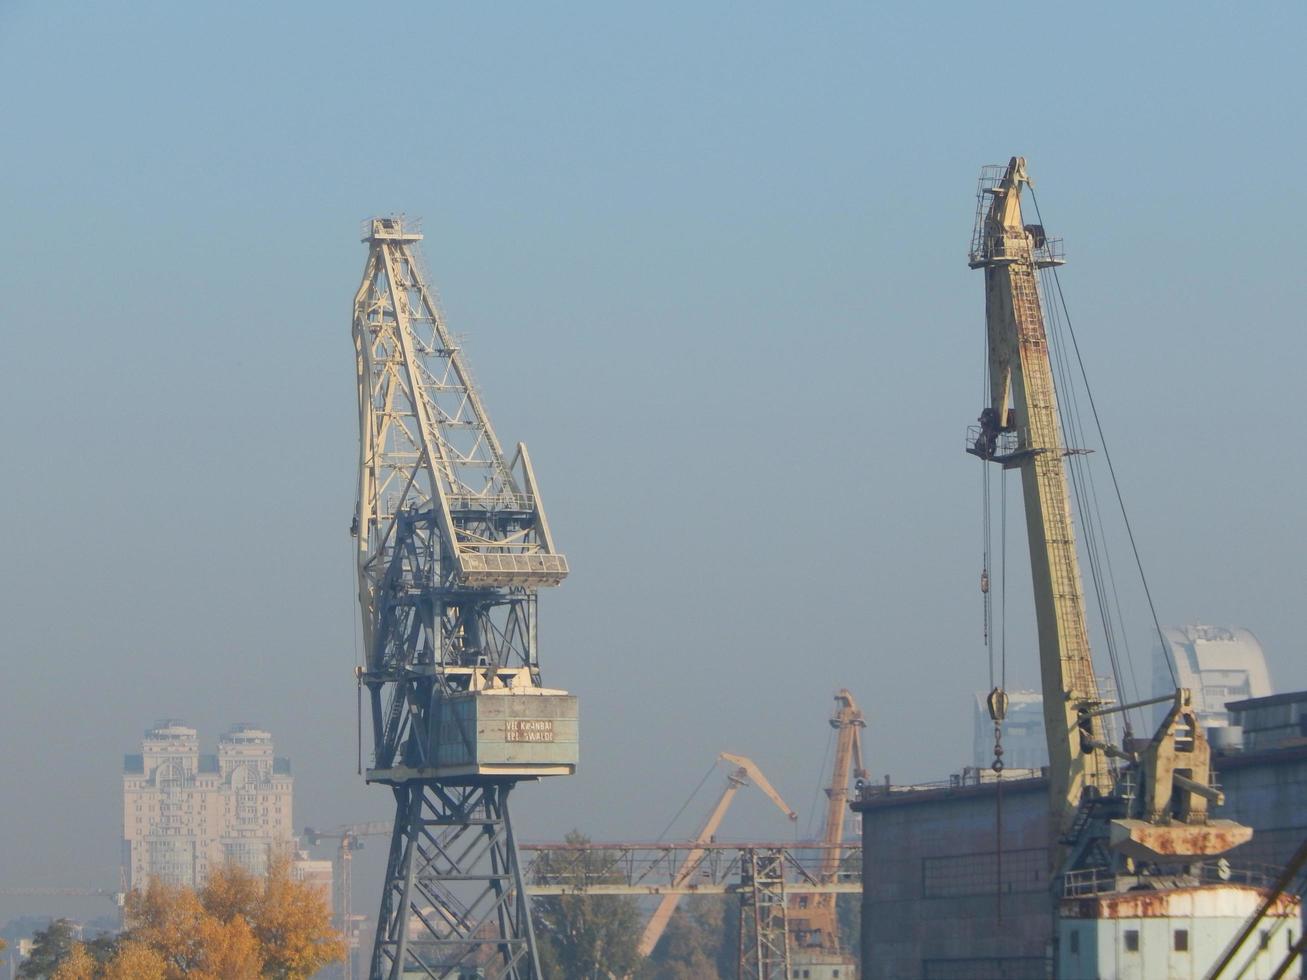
[
  {"x1": 18, "y1": 918, "x2": 79, "y2": 979},
  {"x1": 642, "y1": 897, "x2": 736, "y2": 980},
  {"x1": 531, "y1": 831, "x2": 643, "y2": 979}
]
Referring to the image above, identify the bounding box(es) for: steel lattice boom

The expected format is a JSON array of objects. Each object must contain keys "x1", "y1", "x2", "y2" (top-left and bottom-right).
[{"x1": 352, "y1": 216, "x2": 576, "y2": 980}]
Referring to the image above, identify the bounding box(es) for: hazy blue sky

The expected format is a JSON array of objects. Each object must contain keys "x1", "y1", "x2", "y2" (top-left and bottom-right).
[{"x1": 2, "y1": 1, "x2": 1304, "y2": 925}]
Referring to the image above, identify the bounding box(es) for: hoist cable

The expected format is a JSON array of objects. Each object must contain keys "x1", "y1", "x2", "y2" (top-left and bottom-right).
[
  {"x1": 348, "y1": 536, "x2": 365, "y2": 773},
  {"x1": 981, "y1": 311, "x2": 995, "y2": 691},
  {"x1": 1029, "y1": 191, "x2": 1176, "y2": 691},
  {"x1": 806, "y1": 728, "x2": 836, "y2": 841},
  {"x1": 983, "y1": 462, "x2": 994, "y2": 690},
  {"x1": 1000, "y1": 466, "x2": 1008, "y2": 689},
  {"x1": 656, "y1": 760, "x2": 719, "y2": 844},
  {"x1": 1039, "y1": 263, "x2": 1136, "y2": 727}
]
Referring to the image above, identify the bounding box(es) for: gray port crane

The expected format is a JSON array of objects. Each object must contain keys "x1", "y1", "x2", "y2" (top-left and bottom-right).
[{"x1": 351, "y1": 216, "x2": 577, "y2": 980}]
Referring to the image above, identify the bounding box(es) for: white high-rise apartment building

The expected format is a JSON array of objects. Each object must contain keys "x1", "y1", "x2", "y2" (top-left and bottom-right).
[{"x1": 122, "y1": 721, "x2": 295, "y2": 889}]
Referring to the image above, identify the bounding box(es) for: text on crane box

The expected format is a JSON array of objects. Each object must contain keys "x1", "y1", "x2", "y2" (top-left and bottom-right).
[{"x1": 505, "y1": 719, "x2": 555, "y2": 743}]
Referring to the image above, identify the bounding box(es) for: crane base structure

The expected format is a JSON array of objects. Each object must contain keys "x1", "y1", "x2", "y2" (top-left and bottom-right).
[{"x1": 372, "y1": 783, "x2": 536, "y2": 978}]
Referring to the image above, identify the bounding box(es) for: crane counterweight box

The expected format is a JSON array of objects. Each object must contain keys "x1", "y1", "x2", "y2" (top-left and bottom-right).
[{"x1": 430, "y1": 689, "x2": 578, "y2": 778}]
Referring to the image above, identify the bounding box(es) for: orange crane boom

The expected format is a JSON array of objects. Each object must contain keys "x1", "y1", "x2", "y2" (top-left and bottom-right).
[
  {"x1": 790, "y1": 690, "x2": 866, "y2": 957},
  {"x1": 636, "y1": 753, "x2": 797, "y2": 957}
]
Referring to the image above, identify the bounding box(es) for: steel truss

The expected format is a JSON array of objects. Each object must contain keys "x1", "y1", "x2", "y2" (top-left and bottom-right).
[
  {"x1": 520, "y1": 841, "x2": 861, "y2": 896},
  {"x1": 373, "y1": 783, "x2": 537, "y2": 980},
  {"x1": 738, "y1": 849, "x2": 790, "y2": 980}
]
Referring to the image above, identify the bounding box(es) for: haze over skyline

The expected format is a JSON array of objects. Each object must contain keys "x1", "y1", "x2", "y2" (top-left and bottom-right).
[{"x1": 1, "y1": 2, "x2": 1304, "y2": 926}]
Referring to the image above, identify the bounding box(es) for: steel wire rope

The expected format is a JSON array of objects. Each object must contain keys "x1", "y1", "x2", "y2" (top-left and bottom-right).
[
  {"x1": 1029, "y1": 188, "x2": 1177, "y2": 691},
  {"x1": 348, "y1": 535, "x2": 365, "y2": 774},
  {"x1": 979, "y1": 285, "x2": 1006, "y2": 924},
  {"x1": 981, "y1": 303, "x2": 996, "y2": 692},
  {"x1": 1039, "y1": 263, "x2": 1146, "y2": 736},
  {"x1": 655, "y1": 760, "x2": 720, "y2": 844},
  {"x1": 806, "y1": 728, "x2": 836, "y2": 842},
  {"x1": 995, "y1": 462, "x2": 1007, "y2": 927},
  {"x1": 1038, "y1": 262, "x2": 1138, "y2": 738},
  {"x1": 1000, "y1": 466, "x2": 1008, "y2": 691},
  {"x1": 983, "y1": 457, "x2": 994, "y2": 690}
]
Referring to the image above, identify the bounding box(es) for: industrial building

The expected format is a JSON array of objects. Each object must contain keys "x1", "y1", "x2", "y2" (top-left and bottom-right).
[
  {"x1": 854, "y1": 692, "x2": 1307, "y2": 979},
  {"x1": 122, "y1": 721, "x2": 296, "y2": 889}
]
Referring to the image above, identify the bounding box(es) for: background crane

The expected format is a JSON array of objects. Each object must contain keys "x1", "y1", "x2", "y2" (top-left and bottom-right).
[
  {"x1": 637, "y1": 752, "x2": 796, "y2": 959},
  {"x1": 788, "y1": 690, "x2": 866, "y2": 978},
  {"x1": 303, "y1": 821, "x2": 392, "y2": 980},
  {"x1": 351, "y1": 216, "x2": 576, "y2": 980}
]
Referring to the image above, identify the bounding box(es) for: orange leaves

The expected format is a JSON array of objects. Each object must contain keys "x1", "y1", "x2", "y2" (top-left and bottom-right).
[
  {"x1": 111, "y1": 858, "x2": 343, "y2": 980},
  {"x1": 98, "y1": 942, "x2": 168, "y2": 980},
  {"x1": 251, "y1": 856, "x2": 345, "y2": 980},
  {"x1": 49, "y1": 943, "x2": 95, "y2": 980},
  {"x1": 201, "y1": 861, "x2": 264, "y2": 923}
]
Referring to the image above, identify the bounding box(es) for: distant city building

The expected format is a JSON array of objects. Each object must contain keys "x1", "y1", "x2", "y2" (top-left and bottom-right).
[
  {"x1": 122, "y1": 721, "x2": 295, "y2": 890},
  {"x1": 1152, "y1": 625, "x2": 1273, "y2": 729},
  {"x1": 291, "y1": 849, "x2": 334, "y2": 900}
]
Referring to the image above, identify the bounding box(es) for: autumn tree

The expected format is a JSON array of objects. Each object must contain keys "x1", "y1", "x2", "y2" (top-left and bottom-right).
[
  {"x1": 49, "y1": 942, "x2": 95, "y2": 980},
  {"x1": 118, "y1": 858, "x2": 342, "y2": 980},
  {"x1": 99, "y1": 941, "x2": 168, "y2": 980},
  {"x1": 242, "y1": 857, "x2": 343, "y2": 980},
  {"x1": 123, "y1": 879, "x2": 212, "y2": 976},
  {"x1": 23, "y1": 860, "x2": 342, "y2": 980}
]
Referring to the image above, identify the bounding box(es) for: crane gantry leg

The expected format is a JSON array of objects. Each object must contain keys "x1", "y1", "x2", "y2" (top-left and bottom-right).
[{"x1": 372, "y1": 784, "x2": 538, "y2": 980}]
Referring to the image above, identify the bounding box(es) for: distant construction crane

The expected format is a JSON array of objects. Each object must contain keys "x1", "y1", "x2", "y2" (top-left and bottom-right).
[
  {"x1": 303, "y1": 822, "x2": 392, "y2": 980},
  {"x1": 350, "y1": 216, "x2": 576, "y2": 980},
  {"x1": 789, "y1": 690, "x2": 866, "y2": 979},
  {"x1": 524, "y1": 714, "x2": 866, "y2": 980},
  {"x1": 636, "y1": 752, "x2": 797, "y2": 961},
  {"x1": 0, "y1": 888, "x2": 123, "y2": 907}
]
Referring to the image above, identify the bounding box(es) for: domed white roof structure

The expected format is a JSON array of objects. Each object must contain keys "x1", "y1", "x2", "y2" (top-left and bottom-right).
[{"x1": 1152, "y1": 625, "x2": 1273, "y2": 727}]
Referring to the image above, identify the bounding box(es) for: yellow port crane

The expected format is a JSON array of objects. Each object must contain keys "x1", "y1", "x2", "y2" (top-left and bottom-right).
[
  {"x1": 789, "y1": 690, "x2": 865, "y2": 973},
  {"x1": 637, "y1": 752, "x2": 797, "y2": 958},
  {"x1": 966, "y1": 156, "x2": 1291, "y2": 978}
]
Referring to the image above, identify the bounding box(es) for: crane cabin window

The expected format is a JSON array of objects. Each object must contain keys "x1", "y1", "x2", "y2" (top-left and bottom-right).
[{"x1": 1125, "y1": 929, "x2": 1140, "y2": 952}]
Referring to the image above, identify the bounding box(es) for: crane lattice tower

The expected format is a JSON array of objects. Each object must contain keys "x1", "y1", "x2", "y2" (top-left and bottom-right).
[{"x1": 351, "y1": 216, "x2": 577, "y2": 980}]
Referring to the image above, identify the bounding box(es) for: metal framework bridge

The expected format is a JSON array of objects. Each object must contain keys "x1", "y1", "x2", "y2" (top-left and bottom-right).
[{"x1": 521, "y1": 840, "x2": 862, "y2": 897}]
